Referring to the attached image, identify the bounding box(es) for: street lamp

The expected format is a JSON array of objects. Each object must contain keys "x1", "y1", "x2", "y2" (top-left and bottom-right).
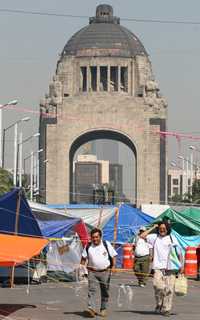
[
  {"x1": 2, "y1": 117, "x2": 30, "y2": 177},
  {"x1": 0, "y1": 99, "x2": 18, "y2": 167},
  {"x1": 18, "y1": 132, "x2": 40, "y2": 187}
]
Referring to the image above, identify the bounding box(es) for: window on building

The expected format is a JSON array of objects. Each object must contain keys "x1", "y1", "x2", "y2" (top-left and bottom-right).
[
  {"x1": 188, "y1": 178, "x2": 191, "y2": 185},
  {"x1": 100, "y1": 66, "x2": 108, "y2": 91},
  {"x1": 110, "y1": 66, "x2": 118, "y2": 91},
  {"x1": 173, "y1": 178, "x2": 179, "y2": 185},
  {"x1": 80, "y1": 67, "x2": 87, "y2": 92},
  {"x1": 173, "y1": 187, "x2": 179, "y2": 195},
  {"x1": 90, "y1": 66, "x2": 97, "y2": 91},
  {"x1": 120, "y1": 67, "x2": 128, "y2": 92}
]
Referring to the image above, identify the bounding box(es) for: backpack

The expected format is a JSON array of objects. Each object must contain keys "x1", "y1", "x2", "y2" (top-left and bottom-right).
[{"x1": 86, "y1": 240, "x2": 113, "y2": 268}]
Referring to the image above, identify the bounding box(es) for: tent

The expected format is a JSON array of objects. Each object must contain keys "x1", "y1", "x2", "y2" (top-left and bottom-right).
[
  {"x1": 0, "y1": 188, "x2": 42, "y2": 237},
  {"x1": 37, "y1": 218, "x2": 89, "y2": 247},
  {"x1": 0, "y1": 234, "x2": 48, "y2": 267},
  {"x1": 181, "y1": 207, "x2": 200, "y2": 220},
  {"x1": 48, "y1": 204, "x2": 115, "y2": 228},
  {"x1": 172, "y1": 230, "x2": 200, "y2": 253},
  {"x1": 152, "y1": 208, "x2": 200, "y2": 236},
  {"x1": 102, "y1": 204, "x2": 154, "y2": 243}
]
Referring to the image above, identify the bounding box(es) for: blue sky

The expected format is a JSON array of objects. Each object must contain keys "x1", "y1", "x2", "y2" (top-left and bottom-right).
[{"x1": 1, "y1": 0, "x2": 200, "y2": 166}]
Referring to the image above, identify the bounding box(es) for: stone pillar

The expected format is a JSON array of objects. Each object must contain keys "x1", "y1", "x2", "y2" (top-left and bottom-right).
[
  {"x1": 107, "y1": 65, "x2": 110, "y2": 92},
  {"x1": 118, "y1": 66, "x2": 121, "y2": 92},
  {"x1": 86, "y1": 65, "x2": 90, "y2": 92},
  {"x1": 97, "y1": 65, "x2": 100, "y2": 92}
]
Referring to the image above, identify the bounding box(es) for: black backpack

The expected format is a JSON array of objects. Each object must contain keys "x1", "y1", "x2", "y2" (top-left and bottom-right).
[{"x1": 86, "y1": 240, "x2": 113, "y2": 268}]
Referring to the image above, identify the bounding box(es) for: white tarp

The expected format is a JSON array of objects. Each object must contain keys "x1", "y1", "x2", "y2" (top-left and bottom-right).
[
  {"x1": 66, "y1": 207, "x2": 115, "y2": 228},
  {"x1": 47, "y1": 238, "x2": 82, "y2": 273},
  {"x1": 141, "y1": 204, "x2": 170, "y2": 218}
]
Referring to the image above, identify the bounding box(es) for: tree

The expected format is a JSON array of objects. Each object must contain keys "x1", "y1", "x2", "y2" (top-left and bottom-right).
[
  {"x1": 0, "y1": 168, "x2": 13, "y2": 196},
  {"x1": 192, "y1": 179, "x2": 200, "y2": 203}
]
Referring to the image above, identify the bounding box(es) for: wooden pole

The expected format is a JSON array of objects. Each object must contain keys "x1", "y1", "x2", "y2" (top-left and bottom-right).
[
  {"x1": 10, "y1": 189, "x2": 21, "y2": 288},
  {"x1": 113, "y1": 207, "x2": 119, "y2": 247},
  {"x1": 97, "y1": 206, "x2": 103, "y2": 228}
]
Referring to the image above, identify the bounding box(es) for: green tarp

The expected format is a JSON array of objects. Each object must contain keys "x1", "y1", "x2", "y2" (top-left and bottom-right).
[{"x1": 152, "y1": 208, "x2": 200, "y2": 236}]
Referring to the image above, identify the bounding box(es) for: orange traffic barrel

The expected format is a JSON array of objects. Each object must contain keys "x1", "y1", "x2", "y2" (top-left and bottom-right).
[
  {"x1": 122, "y1": 244, "x2": 134, "y2": 269},
  {"x1": 184, "y1": 246, "x2": 198, "y2": 277}
]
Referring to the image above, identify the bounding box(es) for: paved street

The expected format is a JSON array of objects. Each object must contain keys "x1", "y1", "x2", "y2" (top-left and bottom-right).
[{"x1": 0, "y1": 274, "x2": 199, "y2": 320}]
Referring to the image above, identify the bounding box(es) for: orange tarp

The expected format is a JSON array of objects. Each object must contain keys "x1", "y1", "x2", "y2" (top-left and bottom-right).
[{"x1": 0, "y1": 233, "x2": 48, "y2": 267}]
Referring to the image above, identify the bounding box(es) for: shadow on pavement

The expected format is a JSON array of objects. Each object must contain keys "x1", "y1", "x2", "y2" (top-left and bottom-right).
[
  {"x1": 116, "y1": 310, "x2": 177, "y2": 316},
  {"x1": 64, "y1": 311, "x2": 96, "y2": 318},
  {"x1": 0, "y1": 304, "x2": 36, "y2": 317},
  {"x1": 116, "y1": 310, "x2": 156, "y2": 315}
]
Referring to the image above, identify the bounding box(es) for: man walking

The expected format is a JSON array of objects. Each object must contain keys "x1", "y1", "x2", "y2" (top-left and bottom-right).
[
  {"x1": 141, "y1": 221, "x2": 183, "y2": 317},
  {"x1": 134, "y1": 226, "x2": 151, "y2": 287},
  {"x1": 81, "y1": 228, "x2": 117, "y2": 318}
]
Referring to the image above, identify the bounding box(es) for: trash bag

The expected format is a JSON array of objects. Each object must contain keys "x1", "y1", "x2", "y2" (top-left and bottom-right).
[{"x1": 174, "y1": 275, "x2": 188, "y2": 296}]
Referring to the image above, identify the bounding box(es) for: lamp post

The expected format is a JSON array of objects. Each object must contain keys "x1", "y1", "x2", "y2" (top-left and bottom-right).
[
  {"x1": 0, "y1": 99, "x2": 18, "y2": 167},
  {"x1": 18, "y1": 132, "x2": 40, "y2": 187},
  {"x1": 2, "y1": 117, "x2": 30, "y2": 183}
]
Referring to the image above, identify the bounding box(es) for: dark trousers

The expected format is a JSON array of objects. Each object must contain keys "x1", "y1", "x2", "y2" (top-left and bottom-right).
[{"x1": 134, "y1": 255, "x2": 150, "y2": 285}]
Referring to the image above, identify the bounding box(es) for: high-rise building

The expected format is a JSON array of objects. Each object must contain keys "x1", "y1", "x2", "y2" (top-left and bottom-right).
[
  {"x1": 109, "y1": 163, "x2": 123, "y2": 200},
  {"x1": 75, "y1": 160, "x2": 101, "y2": 203}
]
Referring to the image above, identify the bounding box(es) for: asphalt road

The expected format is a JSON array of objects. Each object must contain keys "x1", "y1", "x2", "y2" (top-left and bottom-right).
[{"x1": 0, "y1": 274, "x2": 199, "y2": 320}]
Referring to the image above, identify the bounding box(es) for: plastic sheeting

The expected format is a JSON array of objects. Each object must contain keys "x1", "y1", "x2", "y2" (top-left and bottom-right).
[
  {"x1": 0, "y1": 188, "x2": 42, "y2": 237},
  {"x1": 153, "y1": 208, "x2": 200, "y2": 236},
  {"x1": 0, "y1": 233, "x2": 48, "y2": 267},
  {"x1": 103, "y1": 204, "x2": 154, "y2": 243},
  {"x1": 37, "y1": 218, "x2": 89, "y2": 247},
  {"x1": 172, "y1": 230, "x2": 200, "y2": 252},
  {"x1": 141, "y1": 204, "x2": 170, "y2": 218},
  {"x1": 66, "y1": 207, "x2": 115, "y2": 228},
  {"x1": 47, "y1": 238, "x2": 82, "y2": 273}
]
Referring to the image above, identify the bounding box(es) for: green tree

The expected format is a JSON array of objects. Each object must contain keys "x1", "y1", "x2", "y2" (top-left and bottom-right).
[
  {"x1": 0, "y1": 168, "x2": 13, "y2": 196},
  {"x1": 192, "y1": 179, "x2": 200, "y2": 203}
]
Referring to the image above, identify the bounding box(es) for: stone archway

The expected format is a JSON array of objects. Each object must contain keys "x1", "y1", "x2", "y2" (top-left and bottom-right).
[{"x1": 69, "y1": 129, "x2": 137, "y2": 204}]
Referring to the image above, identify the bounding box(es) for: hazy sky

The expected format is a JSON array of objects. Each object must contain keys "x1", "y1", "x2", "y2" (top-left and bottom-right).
[{"x1": 1, "y1": 0, "x2": 200, "y2": 168}]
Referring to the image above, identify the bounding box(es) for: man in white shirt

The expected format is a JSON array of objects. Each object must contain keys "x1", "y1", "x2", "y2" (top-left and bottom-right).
[
  {"x1": 81, "y1": 228, "x2": 117, "y2": 318},
  {"x1": 134, "y1": 226, "x2": 151, "y2": 287},
  {"x1": 141, "y1": 221, "x2": 183, "y2": 317}
]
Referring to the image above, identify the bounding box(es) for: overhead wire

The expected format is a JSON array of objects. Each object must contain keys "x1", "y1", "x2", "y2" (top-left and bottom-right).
[{"x1": 0, "y1": 8, "x2": 200, "y2": 26}]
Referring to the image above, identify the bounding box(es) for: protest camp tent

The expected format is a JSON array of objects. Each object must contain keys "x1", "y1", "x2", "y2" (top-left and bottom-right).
[
  {"x1": 0, "y1": 188, "x2": 42, "y2": 237},
  {"x1": 102, "y1": 204, "x2": 154, "y2": 243},
  {"x1": 171, "y1": 230, "x2": 200, "y2": 252},
  {"x1": 0, "y1": 188, "x2": 48, "y2": 284},
  {"x1": 48, "y1": 203, "x2": 115, "y2": 229},
  {"x1": 181, "y1": 207, "x2": 200, "y2": 220},
  {"x1": 37, "y1": 218, "x2": 89, "y2": 247},
  {"x1": 152, "y1": 208, "x2": 200, "y2": 236}
]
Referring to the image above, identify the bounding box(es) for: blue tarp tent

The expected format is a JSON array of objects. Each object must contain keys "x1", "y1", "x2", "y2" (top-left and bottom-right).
[
  {"x1": 0, "y1": 188, "x2": 42, "y2": 237},
  {"x1": 37, "y1": 218, "x2": 81, "y2": 238},
  {"x1": 172, "y1": 230, "x2": 200, "y2": 253},
  {"x1": 102, "y1": 204, "x2": 154, "y2": 243}
]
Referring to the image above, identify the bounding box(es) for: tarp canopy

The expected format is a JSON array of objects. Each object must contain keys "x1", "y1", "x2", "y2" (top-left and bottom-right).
[
  {"x1": 0, "y1": 233, "x2": 48, "y2": 267},
  {"x1": 37, "y1": 218, "x2": 89, "y2": 247},
  {"x1": 172, "y1": 230, "x2": 200, "y2": 252},
  {"x1": 181, "y1": 207, "x2": 200, "y2": 220},
  {"x1": 153, "y1": 208, "x2": 200, "y2": 236},
  {"x1": 48, "y1": 204, "x2": 115, "y2": 228},
  {"x1": 103, "y1": 204, "x2": 154, "y2": 243},
  {"x1": 0, "y1": 188, "x2": 42, "y2": 237}
]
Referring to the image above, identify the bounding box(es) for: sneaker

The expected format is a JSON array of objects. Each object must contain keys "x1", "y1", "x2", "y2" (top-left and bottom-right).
[
  {"x1": 155, "y1": 306, "x2": 161, "y2": 314},
  {"x1": 86, "y1": 308, "x2": 96, "y2": 318},
  {"x1": 161, "y1": 311, "x2": 171, "y2": 317},
  {"x1": 99, "y1": 309, "x2": 107, "y2": 317}
]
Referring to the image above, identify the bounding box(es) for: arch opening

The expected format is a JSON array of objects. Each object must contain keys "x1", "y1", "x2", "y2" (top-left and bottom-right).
[{"x1": 69, "y1": 130, "x2": 137, "y2": 205}]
